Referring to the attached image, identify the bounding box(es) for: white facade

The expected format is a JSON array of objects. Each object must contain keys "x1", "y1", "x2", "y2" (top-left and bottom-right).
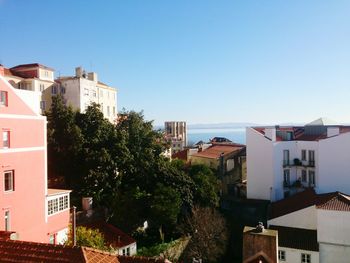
[
  {"x1": 117, "y1": 242, "x2": 137, "y2": 256},
  {"x1": 57, "y1": 67, "x2": 117, "y2": 123},
  {"x1": 268, "y1": 200, "x2": 350, "y2": 262},
  {"x1": 247, "y1": 120, "x2": 350, "y2": 202},
  {"x1": 278, "y1": 247, "x2": 319, "y2": 263},
  {"x1": 164, "y1": 121, "x2": 187, "y2": 155}
]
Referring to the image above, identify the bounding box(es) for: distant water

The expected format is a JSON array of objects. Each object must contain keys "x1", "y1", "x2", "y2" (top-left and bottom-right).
[{"x1": 187, "y1": 128, "x2": 246, "y2": 146}]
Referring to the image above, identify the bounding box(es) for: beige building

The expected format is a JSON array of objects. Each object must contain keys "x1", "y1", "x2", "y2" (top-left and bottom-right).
[
  {"x1": 164, "y1": 121, "x2": 187, "y2": 155},
  {"x1": 56, "y1": 67, "x2": 117, "y2": 123},
  {"x1": 1, "y1": 63, "x2": 58, "y2": 114}
]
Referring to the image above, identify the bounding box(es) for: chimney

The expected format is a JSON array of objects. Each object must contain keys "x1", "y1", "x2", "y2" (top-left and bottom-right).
[
  {"x1": 75, "y1": 67, "x2": 83, "y2": 77},
  {"x1": 242, "y1": 225, "x2": 278, "y2": 263},
  {"x1": 327, "y1": 127, "x2": 340, "y2": 137},
  {"x1": 0, "y1": 65, "x2": 4, "y2": 76},
  {"x1": 88, "y1": 72, "x2": 98, "y2": 82},
  {"x1": 265, "y1": 127, "x2": 276, "y2": 141}
]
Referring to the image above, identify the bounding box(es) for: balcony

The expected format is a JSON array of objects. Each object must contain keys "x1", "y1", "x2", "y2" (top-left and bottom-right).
[{"x1": 283, "y1": 158, "x2": 315, "y2": 167}]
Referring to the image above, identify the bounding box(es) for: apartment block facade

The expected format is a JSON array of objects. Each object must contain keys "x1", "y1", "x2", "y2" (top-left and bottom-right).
[
  {"x1": 164, "y1": 121, "x2": 187, "y2": 155},
  {"x1": 56, "y1": 67, "x2": 117, "y2": 123},
  {"x1": 247, "y1": 118, "x2": 350, "y2": 202},
  {"x1": 0, "y1": 75, "x2": 70, "y2": 244}
]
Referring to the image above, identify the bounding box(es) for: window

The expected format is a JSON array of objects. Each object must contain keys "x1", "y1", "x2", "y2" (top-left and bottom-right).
[
  {"x1": 122, "y1": 249, "x2": 126, "y2": 256},
  {"x1": 302, "y1": 170, "x2": 307, "y2": 182},
  {"x1": 39, "y1": 84, "x2": 45, "y2": 92},
  {"x1": 107, "y1": 106, "x2": 110, "y2": 116},
  {"x1": 301, "y1": 150, "x2": 306, "y2": 161},
  {"x1": 308, "y1": 150, "x2": 315, "y2": 166},
  {"x1": 49, "y1": 234, "x2": 55, "y2": 244},
  {"x1": 93, "y1": 90, "x2": 96, "y2": 97},
  {"x1": 283, "y1": 169, "x2": 290, "y2": 186},
  {"x1": 40, "y1": 101, "x2": 46, "y2": 110},
  {"x1": 45, "y1": 71, "x2": 49, "y2": 77},
  {"x1": 126, "y1": 247, "x2": 130, "y2": 256},
  {"x1": 100, "y1": 90, "x2": 103, "y2": 98},
  {"x1": 4, "y1": 170, "x2": 14, "y2": 192},
  {"x1": 0, "y1": 91, "x2": 8, "y2": 106},
  {"x1": 84, "y1": 88, "x2": 89, "y2": 96},
  {"x1": 60, "y1": 86, "x2": 66, "y2": 94},
  {"x1": 283, "y1": 150, "x2": 290, "y2": 165},
  {"x1": 113, "y1": 107, "x2": 116, "y2": 116},
  {"x1": 48, "y1": 195, "x2": 69, "y2": 216},
  {"x1": 301, "y1": 253, "x2": 311, "y2": 263},
  {"x1": 51, "y1": 86, "x2": 58, "y2": 95},
  {"x1": 3, "y1": 131, "x2": 10, "y2": 148},
  {"x1": 278, "y1": 250, "x2": 286, "y2": 261},
  {"x1": 4, "y1": 211, "x2": 10, "y2": 231},
  {"x1": 309, "y1": 170, "x2": 315, "y2": 187}
]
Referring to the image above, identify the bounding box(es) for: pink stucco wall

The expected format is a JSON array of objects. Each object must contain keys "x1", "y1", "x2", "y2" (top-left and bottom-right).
[{"x1": 0, "y1": 77, "x2": 70, "y2": 243}]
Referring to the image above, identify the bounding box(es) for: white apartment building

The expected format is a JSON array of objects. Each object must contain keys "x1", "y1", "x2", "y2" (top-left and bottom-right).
[
  {"x1": 246, "y1": 118, "x2": 350, "y2": 202},
  {"x1": 0, "y1": 63, "x2": 57, "y2": 114},
  {"x1": 56, "y1": 67, "x2": 117, "y2": 123},
  {"x1": 267, "y1": 189, "x2": 350, "y2": 263},
  {"x1": 164, "y1": 121, "x2": 187, "y2": 155}
]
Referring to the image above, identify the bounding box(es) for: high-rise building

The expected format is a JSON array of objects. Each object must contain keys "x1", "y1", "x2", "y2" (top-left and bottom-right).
[{"x1": 164, "y1": 121, "x2": 187, "y2": 155}]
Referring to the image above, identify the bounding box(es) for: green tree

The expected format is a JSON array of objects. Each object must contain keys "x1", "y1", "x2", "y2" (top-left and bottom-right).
[
  {"x1": 66, "y1": 226, "x2": 108, "y2": 251},
  {"x1": 188, "y1": 164, "x2": 220, "y2": 207},
  {"x1": 47, "y1": 95, "x2": 83, "y2": 188}
]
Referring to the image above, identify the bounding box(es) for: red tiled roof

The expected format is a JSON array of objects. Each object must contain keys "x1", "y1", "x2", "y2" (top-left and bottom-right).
[
  {"x1": 316, "y1": 192, "x2": 350, "y2": 211},
  {"x1": 10, "y1": 63, "x2": 54, "y2": 71},
  {"x1": 270, "y1": 189, "x2": 350, "y2": 219},
  {"x1": 117, "y1": 256, "x2": 168, "y2": 263},
  {"x1": 269, "y1": 225, "x2": 319, "y2": 252},
  {"x1": 270, "y1": 188, "x2": 318, "y2": 219},
  {"x1": 81, "y1": 221, "x2": 136, "y2": 249},
  {"x1": 252, "y1": 125, "x2": 350, "y2": 142},
  {"x1": 0, "y1": 239, "x2": 85, "y2": 262},
  {"x1": 191, "y1": 144, "x2": 244, "y2": 159},
  {"x1": 171, "y1": 149, "x2": 187, "y2": 161},
  {"x1": 83, "y1": 247, "x2": 119, "y2": 263}
]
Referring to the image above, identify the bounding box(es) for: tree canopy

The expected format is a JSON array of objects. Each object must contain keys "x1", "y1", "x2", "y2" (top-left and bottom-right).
[{"x1": 47, "y1": 101, "x2": 220, "y2": 244}]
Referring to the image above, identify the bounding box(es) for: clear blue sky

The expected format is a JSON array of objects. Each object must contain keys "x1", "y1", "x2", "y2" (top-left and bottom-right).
[{"x1": 1, "y1": 0, "x2": 350, "y2": 125}]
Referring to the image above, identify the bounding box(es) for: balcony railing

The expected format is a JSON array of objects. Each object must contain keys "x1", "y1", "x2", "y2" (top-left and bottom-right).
[{"x1": 283, "y1": 159, "x2": 315, "y2": 167}]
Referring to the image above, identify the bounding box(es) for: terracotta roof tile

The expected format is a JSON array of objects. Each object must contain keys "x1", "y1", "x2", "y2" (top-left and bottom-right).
[
  {"x1": 0, "y1": 239, "x2": 85, "y2": 262},
  {"x1": 171, "y1": 149, "x2": 187, "y2": 161},
  {"x1": 270, "y1": 189, "x2": 350, "y2": 219},
  {"x1": 269, "y1": 225, "x2": 319, "y2": 252},
  {"x1": 269, "y1": 188, "x2": 318, "y2": 219},
  {"x1": 117, "y1": 255, "x2": 168, "y2": 263},
  {"x1": 316, "y1": 192, "x2": 350, "y2": 211},
  {"x1": 192, "y1": 144, "x2": 244, "y2": 159},
  {"x1": 82, "y1": 247, "x2": 119, "y2": 263}
]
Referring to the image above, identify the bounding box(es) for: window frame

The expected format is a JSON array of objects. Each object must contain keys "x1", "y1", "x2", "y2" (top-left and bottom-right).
[
  {"x1": 4, "y1": 170, "x2": 14, "y2": 192},
  {"x1": 301, "y1": 253, "x2": 311, "y2": 263},
  {"x1": 4, "y1": 211, "x2": 10, "y2": 231},
  {"x1": 301, "y1": 150, "x2": 306, "y2": 161},
  {"x1": 278, "y1": 250, "x2": 286, "y2": 261},
  {"x1": 0, "y1": 90, "x2": 8, "y2": 106},
  {"x1": 3, "y1": 130, "x2": 10, "y2": 148}
]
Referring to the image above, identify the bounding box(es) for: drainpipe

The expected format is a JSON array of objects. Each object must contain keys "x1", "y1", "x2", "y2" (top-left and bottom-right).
[{"x1": 72, "y1": 206, "x2": 76, "y2": 246}]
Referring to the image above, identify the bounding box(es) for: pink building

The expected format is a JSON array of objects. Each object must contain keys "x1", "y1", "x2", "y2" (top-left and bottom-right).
[{"x1": 0, "y1": 74, "x2": 70, "y2": 244}]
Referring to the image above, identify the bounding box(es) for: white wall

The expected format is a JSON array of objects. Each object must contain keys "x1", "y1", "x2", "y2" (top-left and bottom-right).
[
  {"x1": 318, "y1": 132, "x2": 350, "y2": 194},
  {"x1": 246, "y1": 128, "x2": 274, "y2": 201},
  {"x1": 56, "y1": 228, "x2": 68, "y2": 245},
  {"x1": 268, "y1": 206, "x2": 317, "y2": 230},
  {"x1": 317, "y1": 210, "x2": 350, "y2": 246},
  {"x1": 117, "y1": 242, "x2": 137, "y2": 256},
  {"x1": 60, "y1": 78, "x2": 81, "y2": 110},
  {"x1": 319, "y1": 243, "x2": 350, "y2": 263},
  {"x1": 279, "y1": 246, "x2": 319, "y2": 263},
  {"x1": 15, "y1": 89, "x2": 41, "y2": 114}
]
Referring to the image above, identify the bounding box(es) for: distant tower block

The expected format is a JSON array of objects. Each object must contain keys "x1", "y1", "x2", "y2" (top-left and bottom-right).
[{"x1": 164, "y1": 121, "x2": 187, "y2": 155}]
